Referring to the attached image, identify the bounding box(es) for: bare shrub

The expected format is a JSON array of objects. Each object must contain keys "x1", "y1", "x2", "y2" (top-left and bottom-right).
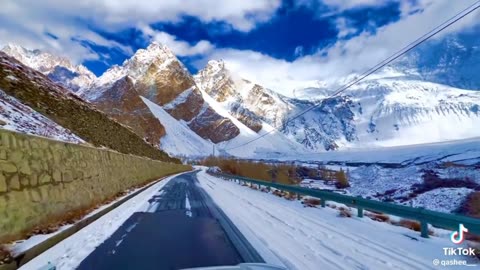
[
  {"x1": 365, "y1": 212, "x2": 390, "y2": 223},
  {"x1": 396, "y1": 219, "x2": 420, "y2": 231},
  {"x1": 458, "y1": 192, "x2": 480, "y2": 218},
  {"x1": 335, "y1": 169, "x2": 350, "y2": 188},
  {"x1": 302, "y1": 198, "x2": 321, "y2": 208},
  {"x1": 338, "y1": 207, "x2": 352, "y2": 218}
]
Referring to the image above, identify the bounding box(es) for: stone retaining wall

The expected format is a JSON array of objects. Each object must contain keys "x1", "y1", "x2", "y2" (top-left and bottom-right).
[{"x1": 0, "y1": 129, "x2": 190, "y2": 242}]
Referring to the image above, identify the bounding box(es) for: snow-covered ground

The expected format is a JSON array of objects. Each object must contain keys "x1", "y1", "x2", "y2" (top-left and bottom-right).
[
  {"x1": 18, "y1": 174, "x2": 179, "y2": 270},
  {"x1": 197, "y1": 169, "x2": 479, "y2": 270},
  {"x1": 0, "y1": 88, "x2": 84, "y2": 143},
  {"x1": 253, "y1": 137, "x2": 480, "y2": 214},
  {"x1": 142, "y1": 96, "x2": 214, "y2": 157},
  {"x1": 409, "y1": 188, "x2": 474, "y2": 212},
  {"x1": 278, "y1": 136, "x2": 480, "y2": 165}
]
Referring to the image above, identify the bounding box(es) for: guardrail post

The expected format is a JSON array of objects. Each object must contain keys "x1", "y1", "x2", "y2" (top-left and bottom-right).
[
  {"x1": 357, "y1": 207, "x2": 364, "y2": 218},
  {"x1": 420, "y1": 221, "x2": 429, "y2": 238}
]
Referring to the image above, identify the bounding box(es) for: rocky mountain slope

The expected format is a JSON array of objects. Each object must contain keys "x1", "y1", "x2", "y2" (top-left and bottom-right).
[
  {"x1": 196, "y1": 59, "x2": 480, "y2": 151},
  {"x1": 393, "y1": 28, "x2": 480, "y2": 91},
  {"x1": 195, "y1": 60, "x2": 359, "y2": 151},
  {"x1": 81, "y1": 43, "x2": 240, "y2": 145},
  {"x1": 0, "y1": 51, "x2": 178, "y2": 162},
  {"x1": 3, "y1": 35, "x2": 480, "y2": 157},
  {"x1": 0, "y1": 89, "x2": 83, "y2": 143},
  {"x1": 2, "y1": 44, "x2": 96, "y2": 91}
]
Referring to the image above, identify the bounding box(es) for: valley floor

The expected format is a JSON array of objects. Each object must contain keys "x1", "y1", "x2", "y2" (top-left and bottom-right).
[{"x1": 262, "y1": 137, "x2": 480, "y2": 215}]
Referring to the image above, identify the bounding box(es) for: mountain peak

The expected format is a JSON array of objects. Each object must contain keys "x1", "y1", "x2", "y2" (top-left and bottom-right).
[
  {"x1": 126, "y1": 42, "x2": 177, "y2": 66},
  {"x1": 1, "y1": 43, "x2": 96, "y2": 91}
]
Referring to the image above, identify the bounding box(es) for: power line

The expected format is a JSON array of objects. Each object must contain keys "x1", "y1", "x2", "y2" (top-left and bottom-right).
[{"x1": 225, "y1": 1, "x2": 480, "y2": 151}]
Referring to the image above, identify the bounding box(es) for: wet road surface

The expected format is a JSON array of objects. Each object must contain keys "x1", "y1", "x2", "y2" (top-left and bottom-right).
[{"x1": 77, "y1": 172, "x2": 261, "y2": 270}]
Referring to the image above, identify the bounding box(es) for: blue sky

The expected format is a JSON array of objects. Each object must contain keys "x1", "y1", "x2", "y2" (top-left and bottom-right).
[
  {"x1": 83, "y1": 0, "x2": 402, "y2": 75},
  {"x1": 1, "y1": 0, "x2": 478, "y2": 96}
]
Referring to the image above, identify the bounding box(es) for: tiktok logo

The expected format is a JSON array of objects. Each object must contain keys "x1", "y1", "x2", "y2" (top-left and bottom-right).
[{"x1": 450, "y1": 224, "x2": 469, "y2": 244}]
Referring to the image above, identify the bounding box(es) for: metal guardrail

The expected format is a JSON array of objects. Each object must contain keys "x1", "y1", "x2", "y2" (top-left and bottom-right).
[{"x1": 213, "y1": 173, "x2": 480, "y2": 238}]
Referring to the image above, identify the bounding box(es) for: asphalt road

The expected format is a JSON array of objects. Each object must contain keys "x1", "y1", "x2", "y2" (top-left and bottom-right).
[{"x1": 77, "y1": 171, "x2": 263, "y2": 270}]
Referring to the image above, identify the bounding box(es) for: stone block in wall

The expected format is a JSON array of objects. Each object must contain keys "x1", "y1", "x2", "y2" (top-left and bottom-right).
[
  {"x1": 39, "y1": 173, "x2": 52, "y2": 185},
  {"x1": 0, "y1": 173, "x2": 6, "y2": 192},
  {"x1": 8, "y1": 175, "x2": 20, "y2": 190},
  {"x1": 0, "y1": 160, "x2": 17, "y2": 173},
  {"x1": 29, "y1": 173, "x2": 39, "y2": 186},
  {"x1": 52, "y1": 171, "x2": 61, "y2": 183}
]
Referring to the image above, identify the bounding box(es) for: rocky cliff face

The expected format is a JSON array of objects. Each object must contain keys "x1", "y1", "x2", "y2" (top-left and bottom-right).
[
  {"x1": 194, "y1": 60, "x2": 356, "y2": 150},
  {"x1": 93, "y1": 76, "x2": 166, "y2": 145},
  {"x1": 0, "y1": 52, "x2": 177, "y2": 162},
  {"x1": 83, "y1": 43, "x2": 239, "y2": 144},
  {"x1": 195, "y1": 60, "x2": 289, "y2": 132}
]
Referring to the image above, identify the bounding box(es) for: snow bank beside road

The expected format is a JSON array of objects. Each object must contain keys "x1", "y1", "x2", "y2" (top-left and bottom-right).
[
  {"x1": 197, "y1": 170, "x2": 477, "y2": 270},
  {"x1": 19, "y1": 174, "x2": 179, "y2": 270}
]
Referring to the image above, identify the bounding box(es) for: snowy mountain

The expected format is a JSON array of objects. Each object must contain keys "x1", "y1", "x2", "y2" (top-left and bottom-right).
[
  {"x1": 393, "y1": 28, "x2": 480, "y2": 91},
  {"x1": 0, "y1": 51, "x2": 176, "y2": 162},
  {"x1": 341, "y1": 78, "x2": 480, "y2": 147},
  {"x1": 1, "y1": 44, "x2": 96, "y2": 91},
  {"x1": 4, "y1": 38, "x2": 480, "y2": 157},
  {"x1": 141, "y1": 97, "x2": 213, "y2": 157},
  {"x1": 81, "y1": 43, "x2": 240, "y2": 147},
  {"x1": 196, "y1": 58, "x2": 480, "y2": 152}
]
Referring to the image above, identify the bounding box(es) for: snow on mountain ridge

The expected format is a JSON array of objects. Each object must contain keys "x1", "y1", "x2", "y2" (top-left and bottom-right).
[
  {"x1": 1, "y1": 44, "x2": 96, "y2": 91},
  {"x1": 79, "y1": 42, "x2": 178, "y2": 100},
  {"x1": 196, "y1": 56, "x2": 480, "y2": 152},
  {"x1": 5, "y1": 40, "x2": 480, "y2": 156}
]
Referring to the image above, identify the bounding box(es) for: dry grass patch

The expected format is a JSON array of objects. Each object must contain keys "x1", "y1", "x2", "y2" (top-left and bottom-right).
[
  {"x1": 283, "y1": 192, "x2": 297, "y2": 201},
  {"x1": 338, "y1": 207, "x2": 353, "y2": 218},
  {"x1": 459, "y1": 192, "x2": 480, "y2": 218},
  {"x1": 393, "y1": 219, "x2": 433, "y2": 236},
  {"x1": 395, "y1": 219, "x2": 421, "y2": 232},
  {"x1": 200, "y1": 157, "x2": 303, "y2": 185},
  {"x1": 365, "y1": 212, "x2": 391, "y2": 223},
  {"x1": 303, "y1": 198, "x2": 321, "y2": 208}
]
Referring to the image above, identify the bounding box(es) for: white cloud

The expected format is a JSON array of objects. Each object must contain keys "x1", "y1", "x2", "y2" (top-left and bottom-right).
[
  {"x1": 294, "y1": 46, "x2": 304, "y2": 57},
  {"x1": 194, "y1": 0, "x2": 480, "y2": 97},
  {"x1": 322, "y1": 0, "x2": 395, "y2": 10},
  {"x1": 295, "y1": 0, "x2": 397, "y2": 15},
  {"x1": 335, "y1": 17, "x2": 357, "y2": 38},
  {"x1": 0, "y1": 0, "x2": 281, "y2": 64},
  {"x1": 139, "y1": 25, "x2": 214, "y2": 56}
]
